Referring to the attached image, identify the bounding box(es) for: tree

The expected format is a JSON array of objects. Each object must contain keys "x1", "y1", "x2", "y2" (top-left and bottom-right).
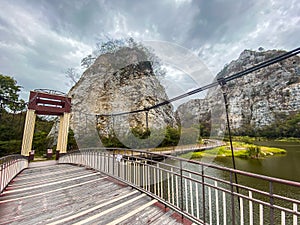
[
  {"x1": 258, "y1": 47, "x2": 264, "y2": 51},
  {"x1": 80, "y1": 37, "x2": 166, "y2": 78},
  {"x1": 81, "y1": 55, "x2": 96, "y2": 68},
  {"x1": 64, "y1": 68, "x2": 80, "y2": 86},
  {"x1": 94, "y1": 36, "x2": 129, "y2": 55},
  {"x1": 0, "y1": 74, "x2": 25, "y2": 112}
]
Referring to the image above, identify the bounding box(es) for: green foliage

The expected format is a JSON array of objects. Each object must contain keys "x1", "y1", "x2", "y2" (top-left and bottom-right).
[
  {"x1": 189, "y1": 141, "x2": 285, "y2": 159},
  {"x1": 257, "y1": 112, "x2": 300, "y2": 138},
  {"x1": 30, "y1": 116, "x2": 54, "y2": 156},
  {"x1": 0, "y1": 111, "x2": 25, "y2": 157},
  {"x1": 160, "y1": 126, "x2": 180, "y2": 147},
  {"x1": 32, "y1": 131, "x2": 49, "y2": 156},
  {"x1": 0, "y1": 110, "x2": 78, "y2": 157},
  {"x1": 98, "y1": 110, "x2": 300, "y2": 149},
  {"x1": 67, "y1": 129, "x2": 78, "y2": 151},
  {"x1": 100, "y1": 135, "x2": 125, "y2": 148},
  {"x1": 232, "y1": 136, "x2": 255, "y2": 144},
  {"x1": 246, "y1": 146, "x2": 261, "y2": 158},
  {"x1": 275, "y1": 137, "x2": 300, "y2": 143},
  {"x1": 99, "y1": 126, "x2": 180, "y2": 148},
  {"x1": 0, "y1": 74, "x2": 25, "y2": 112},
  {"x1": 0, "y1": 140, "x2": 22, "y2": 157},
  {"x1": 99, "y1": 125, "x2": 203, "y2": 149},
  {"x1": 131, "y1": 127, "x2": 151, "y2": 139},
  {"x1": 0, "y1": 111, "x2": 25, "y2": 141},
  {"x1": 231, "y1": 112, "x2": 300, "y2": 139}
]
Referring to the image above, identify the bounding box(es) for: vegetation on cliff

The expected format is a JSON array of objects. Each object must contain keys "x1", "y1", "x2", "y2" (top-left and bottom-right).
[{"x1": 100, "y1": 126, "x2": 202, "y2": 149}]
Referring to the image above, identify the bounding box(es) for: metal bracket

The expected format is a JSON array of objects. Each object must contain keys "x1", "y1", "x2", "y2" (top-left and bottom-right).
[{"x1": 217, "y1": 77, "x2": 227, "y2": 86}]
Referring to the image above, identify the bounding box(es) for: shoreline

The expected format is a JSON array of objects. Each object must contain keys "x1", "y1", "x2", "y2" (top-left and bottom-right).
[
  {"x1": 229, "y1": 135, "x2": 300, "y2": 143},
  {"x1": 183, "y1": 141, "x2": 287, "y2": 159}
]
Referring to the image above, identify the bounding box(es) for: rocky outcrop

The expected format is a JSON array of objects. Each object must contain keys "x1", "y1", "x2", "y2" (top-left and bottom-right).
[
  {"x1": 68, "y1": 47, "x2": 177, "y2": 148},
  {"x1": 176, "y1": 49, "x2": 300, "y2": 132},
  {"x1": 176, "y1": 99, "x2": 210, "y2": 128}
]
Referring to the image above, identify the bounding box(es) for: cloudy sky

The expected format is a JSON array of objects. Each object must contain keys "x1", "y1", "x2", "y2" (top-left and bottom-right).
[{"x1": 0, "y1": 0, "x2": 299, "y2": 102}]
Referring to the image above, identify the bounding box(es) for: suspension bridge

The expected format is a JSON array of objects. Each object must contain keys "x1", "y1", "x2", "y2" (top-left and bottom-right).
[{"x1": 1, "y1": 47, "x2": 300, "y2": 224}]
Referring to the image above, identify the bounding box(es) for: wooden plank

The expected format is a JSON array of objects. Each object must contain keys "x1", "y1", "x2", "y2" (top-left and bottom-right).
[
  {"x1": 106, "y1": 199, "x2": 157, "y2": 225},
  {"x1": 47, "y1": 190, "x2": 140, "y2": 225},
  {"x1": 71, "y1": 194, "x2": 147, "y2": 225},
  {"x1": 0, "y1": 163, "x2": 188, "y2": 225},
  {"x1": 0, "y1": 177, "x2": 106, "y2": 203}
]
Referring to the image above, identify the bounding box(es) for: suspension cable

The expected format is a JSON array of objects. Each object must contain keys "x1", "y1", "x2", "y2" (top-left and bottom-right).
[{"x1": 96, "y1": 46, "x2": 300, "y2": 117}]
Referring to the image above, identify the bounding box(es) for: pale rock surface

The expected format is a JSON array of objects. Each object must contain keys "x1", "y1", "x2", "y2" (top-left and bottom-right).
[
  {"x1": 67, "y1": 47, "x2": 177, "y2": 148},
  {"x1": 176, "y1": 49, "x2": 300, "y2": 132}
]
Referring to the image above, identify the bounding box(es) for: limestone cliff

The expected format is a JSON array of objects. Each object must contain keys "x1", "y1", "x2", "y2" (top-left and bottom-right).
[
  {"x1": 68, "y1": 47, "x2": 177, "y2": 148},
  {"x1": 176, "y1": 99, "x2": 211, "y2": 128},
  {"x1": 176, "y1": 49, "x2": 300, "y2": 132}
]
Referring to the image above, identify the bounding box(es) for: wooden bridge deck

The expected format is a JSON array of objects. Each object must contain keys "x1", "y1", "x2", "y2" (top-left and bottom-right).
[{"x1": 0, "y1": 161, "x2": 186, "y2": 225}]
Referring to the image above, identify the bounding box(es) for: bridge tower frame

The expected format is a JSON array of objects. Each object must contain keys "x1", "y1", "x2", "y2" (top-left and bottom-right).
[{"x1": 21, "y1": 90, "x2": 71, "y2": 159}]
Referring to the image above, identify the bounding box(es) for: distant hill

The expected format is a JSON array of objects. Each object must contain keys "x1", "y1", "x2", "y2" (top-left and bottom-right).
[{"x1": 176, "y1": 49, "x2": 300, "y2": 136}]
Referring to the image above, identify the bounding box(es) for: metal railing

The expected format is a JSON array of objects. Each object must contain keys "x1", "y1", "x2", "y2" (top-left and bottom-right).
[
  {"x1": 0, "y1": 155, "x2": 28, "y2": 193},
  {"x1": 59, "y1": 148, "x2": 300, "y2": 225}
]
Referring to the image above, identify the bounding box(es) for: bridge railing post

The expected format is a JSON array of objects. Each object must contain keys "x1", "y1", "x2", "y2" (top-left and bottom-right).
[
  {"x1": 201, "y1": 165, "x2": 206, "y2": 224},
  {"x1": 94, "y1": 150, "x2": 96, "y2": 169},
  {"x1": 180, "y1": 160, "x2": 184, "y2": 220},
  {"x1": 269, "y1": 181, "x2": 274, "y2": 225},
  {"x1": 7, "y1": 160, "x2": 10, "y2": 189},
  {"x1": 56, "y1": 149, "x2": 300, "y2": 225},
  {"x1": 230, "y1": 171, "x2": 236, "y2": 225},
  {"x1": 112, "y1": 150, "x2": 115, "y2": 176},
  {"x1": 0, "y1": 155, "x2": 28, "y2": 194},
  {"x1": 0, "y1": 163, "x2": 3, "y2": 193}
]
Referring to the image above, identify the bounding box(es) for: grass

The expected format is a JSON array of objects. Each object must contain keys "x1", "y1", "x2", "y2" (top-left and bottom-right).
[
  {"x1": 275, "y1": 137, "x2": 300, "y2": 143},
  {"x1": 185, "y1": 141, "x2": 286, "y2": 159},
  {"x1": 259, "y1": 146, "x2": 287, "y2": 155},
  {"x1": 229, "y1": 136, "x2": 300, "y2": 143}
]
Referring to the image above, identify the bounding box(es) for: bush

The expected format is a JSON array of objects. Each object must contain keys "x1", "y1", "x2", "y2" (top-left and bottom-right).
[
  {"x1": 247, "y1": 146, "x2": 261, "y2": 158},
  {"x1": 233, "y1": 136, "x2": 254, "y2": 144},
  {"x1": 0, "y1": 140, "x2": 22, "y2": 157}
]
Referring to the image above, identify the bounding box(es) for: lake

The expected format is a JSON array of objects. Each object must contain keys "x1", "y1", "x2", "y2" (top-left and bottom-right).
[
  {"x1": 209, "y1": 141, "x2": 300, "y2": 182},
  {"x1": 177, "y1": 141, "x2": 300, "y2": 224}
]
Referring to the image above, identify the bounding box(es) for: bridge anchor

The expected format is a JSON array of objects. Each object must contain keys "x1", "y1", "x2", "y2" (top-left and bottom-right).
[{"x1": 21, "y1": 90, "x2": 72, "y2": 160}]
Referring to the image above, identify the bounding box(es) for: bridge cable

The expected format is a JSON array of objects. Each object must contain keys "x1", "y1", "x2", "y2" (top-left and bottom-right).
[
  {"x1": 94, "y1": 46, "x2": 300, "y2": 191},
  {"x1": 92, "y1": 47, "x2": 300, "y2": 199},
  {"x1": 218, "y1": 77, "x2": 240, "y2": 201},
  {"x1": 96, "y1": 46, "x2": 300, "y2": 117}
]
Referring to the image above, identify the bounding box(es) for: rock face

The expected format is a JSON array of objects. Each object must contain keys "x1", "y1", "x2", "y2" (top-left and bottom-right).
[
  {"x1": 68, "y1": 47, "x2": 177, "y2": 148},
  {"x1": 176, "y1": 49, "x2": 300, "y2": 132},
  {"x1": 176, "y1": 99, "x2": 211, "y2": 128}
]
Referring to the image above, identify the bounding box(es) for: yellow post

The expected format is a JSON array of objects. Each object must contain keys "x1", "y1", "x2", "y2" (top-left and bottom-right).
[
  {"x1": 21, "y1": 109, "x2": 36, "y2": 156},
  {"x1": 56, "y1": 115, "x2": 64, "y2": 152},
  {"x1": 57, "y1": 112, "x2": 70, "y2": 154}
]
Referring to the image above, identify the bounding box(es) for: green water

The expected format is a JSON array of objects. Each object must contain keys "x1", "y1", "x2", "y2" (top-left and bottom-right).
[
  {"x1": 183, "y1": 141, "x2": 300, "y2": 224},
  {"x1": 211, "y1": 141, "x2": 300, "y2": 182}
]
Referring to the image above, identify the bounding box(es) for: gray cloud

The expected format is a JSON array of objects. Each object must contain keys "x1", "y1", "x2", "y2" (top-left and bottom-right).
[{"x1": 0, "y1": 0, "x2": 299, "y2": 102}]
